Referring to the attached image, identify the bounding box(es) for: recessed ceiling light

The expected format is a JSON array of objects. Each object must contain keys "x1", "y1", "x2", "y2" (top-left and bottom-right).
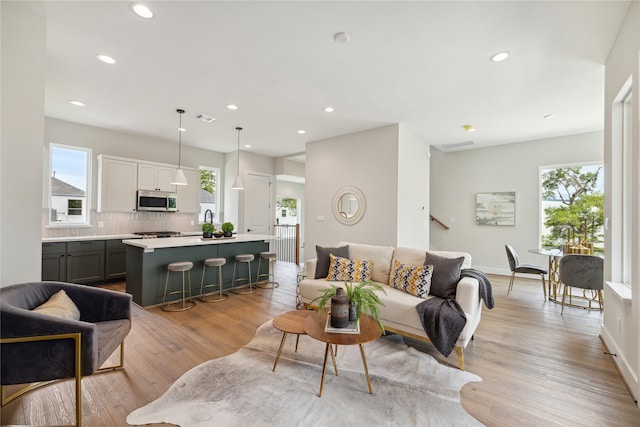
[
  {"x1": 178, "y1": 127, "x2": 186, "y2": 132},
  {"x1": 544, "y1": 114, "x2": 557, "y2": 119},
  {"x1": 69, "y1": 100, "x2": 86, "y2": 107},
  {"x1": 333, "y1": 32, "x2": 350, "y2": 44},
  {"x1": 490, "y1": 51, "x2": 510, "y2": 62},
  {"x1": 244, "y1": 145, "x2": 251, "y2": 148},
  {"x1": 226, "y1": 104, "x2": 238, "y2": 110},
  {"x1": 96, "y1": 54, "x2": 116, "y2": 64},
  {"x1": 324, "y1": 107, "x2": 334, "y2": 113},
  {"x1": 462, "y1": 124, "x2": 476, "y2": 132},
  {"x1": 130, "y1": 3, "x2": 154, "y2": 19},
  {"x1": 297, "y1": 130, "x2": 306, "y2": 134}
]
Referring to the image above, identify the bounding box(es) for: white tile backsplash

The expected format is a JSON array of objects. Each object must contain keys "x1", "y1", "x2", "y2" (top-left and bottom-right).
[{"x1": 42, "y1": 209, "x2": 201, "y2": 238}]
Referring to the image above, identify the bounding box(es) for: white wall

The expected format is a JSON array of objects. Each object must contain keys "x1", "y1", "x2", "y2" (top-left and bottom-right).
[
  {"x1": 227, "y1": 150, "x2": 275, "y2": 233},
  {"x1": 45, "y1": 118, "x2": 226, "y2": 213},
  {"x1": 1, "y1": 2, "x2": 46, "y2": 286},
  {"x1": 602, "y1": 0, "x2": 639, "y2": 405},
  {"x1": 274, "y1": 157, "x2": 305, "y2": 177},
  {"x1": 430, "y1": 131, "x2": 603, "y2": 274},
  {"x1": 397, "y1": 124, "x2": 430, "y2": 249},
  {"x1": 305, "y1": 125, "x2": 400, "y2": 257}
]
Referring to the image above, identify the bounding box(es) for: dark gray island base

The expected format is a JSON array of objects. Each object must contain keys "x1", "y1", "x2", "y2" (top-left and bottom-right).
[{"x1": 123, "y1": 235, "x2": 272, "y2": 307}]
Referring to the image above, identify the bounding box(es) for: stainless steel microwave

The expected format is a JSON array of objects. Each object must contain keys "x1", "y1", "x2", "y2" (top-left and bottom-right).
[{"x1": 136, "y1": 190, "x2": 177, "y2": 212}]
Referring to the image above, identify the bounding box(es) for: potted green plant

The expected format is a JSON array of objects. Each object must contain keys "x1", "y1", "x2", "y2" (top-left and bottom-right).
[
  {"x1": 201, "y1": 223, "x2": 214, "y2": 238},
  {"x1": 311, "y1": 280, "x2": 386, "y2": 333},
  {"x1": 221, "y1": 222, "x2": 234, "y2": 237}
]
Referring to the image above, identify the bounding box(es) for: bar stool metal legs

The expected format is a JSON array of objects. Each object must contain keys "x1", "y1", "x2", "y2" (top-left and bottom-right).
[
  {"x1": 200, "y1": 257, "x2": 228, "y2": 303},
  {"x1": 256, "y1": 251, "x2": 279, "y2": 289},
  {"x1": 162, "y1": 261, "x2": 196, "y2": 312},
  {"x1": 231, "y1": 254, "x2": 255, "y2": 294}
]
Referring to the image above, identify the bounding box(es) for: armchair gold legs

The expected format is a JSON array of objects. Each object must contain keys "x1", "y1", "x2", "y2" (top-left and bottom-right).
[{"x1": 1, "y1": 333, "x2": 126, "y2": 427}]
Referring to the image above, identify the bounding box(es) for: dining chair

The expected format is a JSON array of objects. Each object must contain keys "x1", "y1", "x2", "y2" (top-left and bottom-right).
[
  {"x1": 505, "y1": 244, "x2": 548, "y2": 299},
  {"x1": 559, "y1": 254, "x2": 603, "y2": 314}
]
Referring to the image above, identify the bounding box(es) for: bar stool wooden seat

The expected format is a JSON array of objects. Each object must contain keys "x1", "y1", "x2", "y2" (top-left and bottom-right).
[
  {"x1": 162, "y1": 261, "x2": 195, "y2": 311},
  {"x1": 199, "y1": 257, "x2": 228, "y2": 303},
  {"x1": 257, "y1": 251, "x2": 279, "y2": 289},
  {"x1": 231, "y1": 254, "x2": 255, "y2": 294}
]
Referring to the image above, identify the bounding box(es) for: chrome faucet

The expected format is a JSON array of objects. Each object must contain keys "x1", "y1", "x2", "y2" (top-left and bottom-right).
[{"x1": 204, "y1": 209, "x2": 213, "y2": 225}]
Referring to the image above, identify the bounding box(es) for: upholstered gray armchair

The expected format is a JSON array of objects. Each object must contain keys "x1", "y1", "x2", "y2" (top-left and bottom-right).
[
  {"x1": 559, "y1": 254, "x2": 603, "y2": 314},
  {"x1": 1, "y1": 281, "x2": 132, "y2": 426}
]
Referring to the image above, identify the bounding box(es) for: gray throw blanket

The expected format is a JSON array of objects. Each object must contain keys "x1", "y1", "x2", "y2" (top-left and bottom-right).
[{"x1": 415, "y1": 269, "x2": 494, "y2": 357}]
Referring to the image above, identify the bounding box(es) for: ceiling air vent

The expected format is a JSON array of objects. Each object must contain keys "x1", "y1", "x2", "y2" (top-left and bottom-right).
[
  {"x1": 441, "y1": 140, "x2": 475, "y2": 150},
  {"x1": 195, "y1": 113, "x2": 215, "y2": 123}
]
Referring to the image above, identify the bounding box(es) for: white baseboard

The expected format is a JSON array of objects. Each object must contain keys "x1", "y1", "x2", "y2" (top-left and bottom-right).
[
  {"x1": 600, "y1": 325, "x2": 639, "y2": 407},
  {"x1": 473, "y1": 266, "x2": 544, "y2": 280}
]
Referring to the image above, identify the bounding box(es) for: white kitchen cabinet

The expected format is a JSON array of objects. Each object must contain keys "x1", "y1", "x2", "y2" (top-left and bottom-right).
[
  {"x1": 97, "y1": 155, "x2": 138, "y2": 212},
  {"x1": 138, "y1": 163, "x2": 176, "y2": 192},
  {"x1": 177, "y1": 168, "x2": 200, "y2": 213}
]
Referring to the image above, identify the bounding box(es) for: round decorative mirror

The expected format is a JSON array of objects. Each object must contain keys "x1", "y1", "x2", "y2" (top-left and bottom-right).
[{"x1": 333, "y1": 186, "x2": 366, "y2": 225}]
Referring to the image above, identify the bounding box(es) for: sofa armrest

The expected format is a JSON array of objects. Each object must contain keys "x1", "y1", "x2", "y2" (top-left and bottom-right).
[
  {"x1": 305, "y1": 258, "x2": 318, "y2": 280},
  {"x1": 455, "y1": 276, "x2": 480, "y2": 314}
]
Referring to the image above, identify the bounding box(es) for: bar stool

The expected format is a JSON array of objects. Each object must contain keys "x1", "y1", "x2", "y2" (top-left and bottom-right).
[
  {"x1": 231, "y1": 254, "x2": 255, "y2": 294},
  {"x1": 199, "y1": 257, "x2": 228, "y2": 303},
  {"x1": 162, "y1": 261, "x2": 195, "y2": 312},
  {"x1": 256, "y1": 251, "x2": 279, "y2": 289}
]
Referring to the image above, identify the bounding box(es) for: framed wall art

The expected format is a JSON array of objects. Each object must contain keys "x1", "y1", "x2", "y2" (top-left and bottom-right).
[{"x1": 476, "y1": 192, "x2": 515, "y2": 226}]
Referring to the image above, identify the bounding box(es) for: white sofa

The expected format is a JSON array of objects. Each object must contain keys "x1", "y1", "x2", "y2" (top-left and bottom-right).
[{"x1": 299, "y1": 242, "x2": 483, "y2": 370}]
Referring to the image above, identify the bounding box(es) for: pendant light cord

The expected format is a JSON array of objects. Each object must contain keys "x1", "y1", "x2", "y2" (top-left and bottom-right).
[
  {"x1": 177, "y1": 109, "x2": 185, "y2": 169},
  {"x1": 236, "y1": 126, "x2": 242, "y2": 173}
]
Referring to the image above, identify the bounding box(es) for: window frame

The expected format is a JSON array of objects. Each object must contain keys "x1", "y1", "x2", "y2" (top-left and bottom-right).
[
  {"x1": 198, "y1": 166, "x2": 221, "y2": 224},
  {"x1": 48, "y1": 143, "x2": 92, "y2": 227},
  {"x1": 538, "y1": 161, "x2": 604, "y2": 249}
]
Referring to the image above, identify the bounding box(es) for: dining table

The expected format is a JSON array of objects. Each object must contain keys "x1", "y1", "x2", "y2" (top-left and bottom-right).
[
  {"x1": 529, "y1": 247, "x2": 603, "y2": 310},
  {"x1": 529, "y1": 247, "x2": 563, "y2": 301}
]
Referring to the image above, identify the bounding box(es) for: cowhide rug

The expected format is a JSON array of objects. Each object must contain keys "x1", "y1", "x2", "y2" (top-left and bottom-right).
[{"x1": 127, "y1": 320, "x2": 483, "y2": 426}]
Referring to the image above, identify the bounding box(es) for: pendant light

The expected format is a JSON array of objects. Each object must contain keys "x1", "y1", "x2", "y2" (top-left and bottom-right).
[
  {"x1": 171, "y1": 108, "x2": 188, "y2": 186},
  {"x1": 231, "y1": 126, "x2": 244, "y2": 190}
]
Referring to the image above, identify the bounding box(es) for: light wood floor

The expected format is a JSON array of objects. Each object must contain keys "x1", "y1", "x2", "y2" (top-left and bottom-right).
[{"x1": 2, "y1": 263, "x2": 638, "y2": 426}]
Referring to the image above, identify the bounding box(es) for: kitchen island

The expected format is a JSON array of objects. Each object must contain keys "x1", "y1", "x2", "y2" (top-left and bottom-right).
[{"x1": 123, "y1": 234, "x2": 274, "y2": 307}]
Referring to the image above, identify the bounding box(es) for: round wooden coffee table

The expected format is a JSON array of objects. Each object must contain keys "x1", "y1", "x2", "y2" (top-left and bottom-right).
[
  {"x1": 272, "y1": 309, "x2": 338, "y2": 374},
  {"x1": 303, "y1": 311, "x2": 382, "y2": 397}
]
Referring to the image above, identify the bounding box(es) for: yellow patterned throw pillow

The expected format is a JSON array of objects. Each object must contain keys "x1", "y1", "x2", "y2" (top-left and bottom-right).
[
  {"x1": 326, "y1": 253, "x2": 373, "y2": 282},
  {"x1": 389, "y1": 260, "x2": 433, "y2": 298}
]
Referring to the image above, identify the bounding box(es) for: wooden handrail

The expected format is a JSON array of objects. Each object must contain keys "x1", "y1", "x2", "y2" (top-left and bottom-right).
[{"x1": 430, "y1": 214, "x2": 450, "y2": 230}]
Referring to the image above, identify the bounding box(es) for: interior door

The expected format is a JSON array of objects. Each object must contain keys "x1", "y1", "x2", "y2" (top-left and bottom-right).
[{"x1": 244, "y1": 173, "x2": 272, "y2": 234}]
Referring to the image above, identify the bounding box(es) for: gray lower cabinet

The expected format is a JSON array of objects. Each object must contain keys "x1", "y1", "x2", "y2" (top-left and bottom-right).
[
  {"x1": 42, "y1": 242, "x2": 67, "y2": 281},
  {"x1": 106, "y1": 239, "x2": 127, "y2": 279},
  {"x1": 42, "y1": 239, "x2": 125, "y2": 284},
  {"x1": 66, "y1": 241, "x2": 105, "y2": 284}
]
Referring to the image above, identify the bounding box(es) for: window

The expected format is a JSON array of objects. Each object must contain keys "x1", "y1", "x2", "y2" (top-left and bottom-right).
[
  {"x1": 539, "y1": 163, "x2": 604, "y2": 252},
  {"x1": 199, "y1": 166, "x2": 220, "y2": 223},
  {"x1": 49, "y1": 144, "x2": 91, "y2": 226},
  {"x1": 612, "y1": 80, "x2": 633, "y2": 285},
  {"x1": 67, "y1": 199, "x2": 83, "y2": 216}
]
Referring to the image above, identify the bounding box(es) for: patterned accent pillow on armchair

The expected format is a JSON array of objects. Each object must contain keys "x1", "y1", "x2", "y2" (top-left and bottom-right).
[{"x1": 326, "y1": 254, "x2": 373, "y2": 282}]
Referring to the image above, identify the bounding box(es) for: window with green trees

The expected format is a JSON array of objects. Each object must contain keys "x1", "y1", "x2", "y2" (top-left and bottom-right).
[
  {"x1": 199, "y1": 167, "x2": 219, "y2": 223},
  {"x1": 540, "y1": 164, "x2": 604, "y2": 252}
]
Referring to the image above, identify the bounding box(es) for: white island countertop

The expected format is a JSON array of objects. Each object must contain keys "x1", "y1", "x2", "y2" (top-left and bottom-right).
[{"x1": 122, "y1": 233, "x2": 275, "y2": 253}]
